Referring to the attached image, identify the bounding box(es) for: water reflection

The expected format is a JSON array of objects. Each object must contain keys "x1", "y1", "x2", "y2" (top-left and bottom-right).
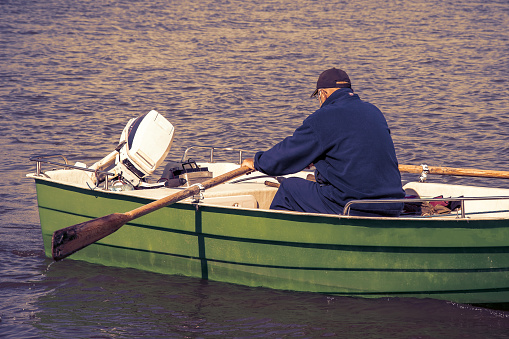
[{"x1": 32, "y1": 260, "x2": 509, "y2": 338}]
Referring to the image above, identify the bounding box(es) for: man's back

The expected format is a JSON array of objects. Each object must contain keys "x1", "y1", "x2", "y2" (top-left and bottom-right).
[{"x1": 307, "y1": 88, "x2": 405, "y2": 208}]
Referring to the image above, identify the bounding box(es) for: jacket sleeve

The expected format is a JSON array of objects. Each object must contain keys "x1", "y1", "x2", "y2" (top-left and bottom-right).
[{"x1": 253, "y1": 119, "x2": 323, "y2": 176}]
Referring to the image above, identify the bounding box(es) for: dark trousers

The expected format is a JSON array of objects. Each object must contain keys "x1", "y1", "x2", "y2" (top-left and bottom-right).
[{"x1": 270, "y1": 177, "x2": 402, "y2": 217}]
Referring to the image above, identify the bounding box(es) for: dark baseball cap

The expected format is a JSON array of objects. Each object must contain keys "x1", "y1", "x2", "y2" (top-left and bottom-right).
[{"x1": 311, "y1": 68, "x2": 351, "y2": 97}]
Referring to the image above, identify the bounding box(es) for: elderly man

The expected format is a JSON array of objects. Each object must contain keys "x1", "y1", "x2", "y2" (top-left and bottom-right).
[{"x1": 242, "y1": 67, "x2": 405, "y2": 216}]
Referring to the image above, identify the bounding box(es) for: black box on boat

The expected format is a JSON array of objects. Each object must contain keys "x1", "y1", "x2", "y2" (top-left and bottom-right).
[{"x1": 159, "y1": 160, "x2": 212, "y2": 187}]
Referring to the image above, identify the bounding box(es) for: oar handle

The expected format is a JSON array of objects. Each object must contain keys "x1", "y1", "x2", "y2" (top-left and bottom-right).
[
  {"x1": 264, "y1": 180, "x2": 280, "y2": 188},
  {"x1": 399, "y1": 164, "x2": 509, "y2": 179}
]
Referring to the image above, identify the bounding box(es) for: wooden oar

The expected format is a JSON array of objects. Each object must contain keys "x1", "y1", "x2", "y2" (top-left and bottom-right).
[
  {"x1": 52, "y1": 166, "x2": 252, "y2": 261},
  {"x1": 263, "y1": 165, "x2": 508, "y2": 186},
  {"x1": 398, "y1": 164, "x2": 509, "y2": 179}
]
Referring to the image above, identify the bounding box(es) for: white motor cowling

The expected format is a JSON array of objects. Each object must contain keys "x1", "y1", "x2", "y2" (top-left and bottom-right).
[{"x1": 114, "y1": 110, "x2": 175, "y2": 186}]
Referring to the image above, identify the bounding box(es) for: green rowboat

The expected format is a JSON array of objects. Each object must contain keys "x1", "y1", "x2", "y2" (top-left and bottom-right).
[{"x1": 28, "y1": 151, "x2": 509, "y2": 306}]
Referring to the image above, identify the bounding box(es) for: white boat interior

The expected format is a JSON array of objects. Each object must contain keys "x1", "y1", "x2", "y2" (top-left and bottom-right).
[{"x1": 27, "y1": 148, "x2": 509, "y2": 220}]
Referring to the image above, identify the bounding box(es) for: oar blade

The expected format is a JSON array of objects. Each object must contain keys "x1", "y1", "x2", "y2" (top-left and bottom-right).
[{"x1": 52, "y1": 213, "x2": 130, "y2": 261}]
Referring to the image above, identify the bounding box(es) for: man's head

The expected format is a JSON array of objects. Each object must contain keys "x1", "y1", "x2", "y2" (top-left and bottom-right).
[{"x1": 311, "y1": 68, "x2": 351, "y2": 98}]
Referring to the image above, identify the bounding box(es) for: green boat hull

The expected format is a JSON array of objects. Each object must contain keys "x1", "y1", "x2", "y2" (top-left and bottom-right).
[{"x1": 35, "y1": 178, "x2": 509, "y2": 305}]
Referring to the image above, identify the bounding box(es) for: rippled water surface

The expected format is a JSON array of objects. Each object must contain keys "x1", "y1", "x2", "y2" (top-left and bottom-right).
[{"x1": 1, "y1": 0, "x2": 509, "y2": 337}]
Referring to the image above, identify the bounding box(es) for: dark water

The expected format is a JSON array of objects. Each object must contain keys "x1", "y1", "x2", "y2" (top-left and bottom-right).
[{"x1": 1, "y1": 0, "x2": 509, "y2": 337}]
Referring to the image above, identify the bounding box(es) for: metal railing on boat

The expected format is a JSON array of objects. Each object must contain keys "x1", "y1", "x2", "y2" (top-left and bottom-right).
[
  {"x1": 29, "y1": 147, "x2": 254, "y2": 191},
  {"x1": 181, "y1": 146, "x2": 254, "y2": 164},
  {"x1": 343, "y1": 196, "x2": 509, "y2": 218},
  {"x1": 29, "y1": 154, "x2": 116, "y2": 190}
]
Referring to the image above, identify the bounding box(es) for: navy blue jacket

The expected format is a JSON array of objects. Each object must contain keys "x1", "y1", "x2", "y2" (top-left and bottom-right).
[{"x1": 254, "y1": 88, "x2": 405, "y2": 213}]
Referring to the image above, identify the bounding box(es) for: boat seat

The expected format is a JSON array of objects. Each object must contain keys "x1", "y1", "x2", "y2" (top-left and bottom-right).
[
  {"x1": 204, "y1": 183, "x2": 278, "y2": 210},
  {"x1": 201, "y1": 195, "x2": 258, "y2": 209}
]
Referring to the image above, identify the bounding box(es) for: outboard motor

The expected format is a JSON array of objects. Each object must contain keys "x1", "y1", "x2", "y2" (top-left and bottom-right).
[{"x1": 113, "y1": 110, "x2": 175, "y2": 187}]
